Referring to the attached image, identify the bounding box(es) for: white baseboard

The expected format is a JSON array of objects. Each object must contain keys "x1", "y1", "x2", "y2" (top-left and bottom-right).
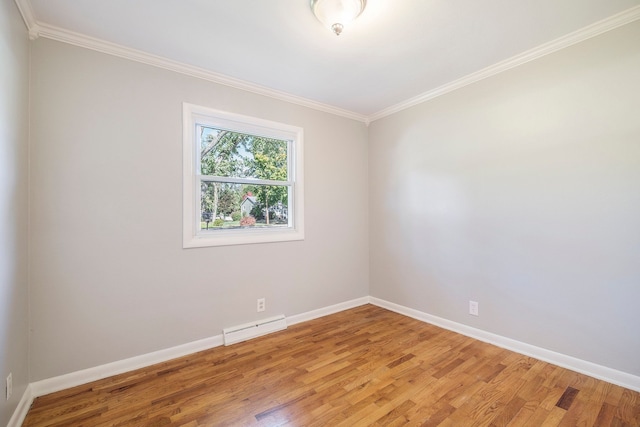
[
  {"x1": 27, "y1": 296, "x2": 370, "y2": 400},
  {"x1": 7, "y1": 384, "x2": 33, "y2": 427},
  {"x1": 30, "y1": 334, "x2": 224, "y2": 398},
  {"x1": 369, "y1": 297, "x2": 640, "y2": 392},
  {"x1": 287, "y1": 296, "x2": 370, "y2": 326},
  {"x1": 13, "y1": 294, "x2": 638, "y2": 426}
]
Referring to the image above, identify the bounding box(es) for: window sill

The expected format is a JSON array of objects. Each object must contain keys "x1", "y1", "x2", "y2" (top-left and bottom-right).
[{"x1": 183, "y1": 227, "x2": 304, "y2": 248}]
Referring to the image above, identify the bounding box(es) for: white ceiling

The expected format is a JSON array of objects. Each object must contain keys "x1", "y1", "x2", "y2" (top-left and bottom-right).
[{"x1": 23, "y1": 0, "x2": 640, "y2": 120}]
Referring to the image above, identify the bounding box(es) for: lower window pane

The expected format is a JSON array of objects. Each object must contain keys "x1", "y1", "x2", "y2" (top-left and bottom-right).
[{"x1": 200, "y1": 182, "x2": 290, "y2": 230}]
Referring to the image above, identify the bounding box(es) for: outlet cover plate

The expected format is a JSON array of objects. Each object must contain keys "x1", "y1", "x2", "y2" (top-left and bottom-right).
[
  {"x1": 6, "y1": 373, "x2": 12, "y2": 400},
  {"x1": 469, "y1": 301, "x2": 479, "y2": 316}
]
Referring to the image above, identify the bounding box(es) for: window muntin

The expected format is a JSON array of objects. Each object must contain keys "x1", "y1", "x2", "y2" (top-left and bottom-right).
[{"x1": 183, "y1": 103, "x2": 304, "y2": 248}]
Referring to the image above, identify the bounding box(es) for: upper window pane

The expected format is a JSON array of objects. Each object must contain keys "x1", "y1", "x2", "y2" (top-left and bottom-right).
[{"x1": 200, "y1": 126, "x2": 289, "y2": 182}]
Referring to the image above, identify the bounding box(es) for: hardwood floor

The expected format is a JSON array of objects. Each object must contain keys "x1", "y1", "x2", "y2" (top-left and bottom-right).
[{"x1": 23, "y1": 305, "x2": 640, "y2": 426}]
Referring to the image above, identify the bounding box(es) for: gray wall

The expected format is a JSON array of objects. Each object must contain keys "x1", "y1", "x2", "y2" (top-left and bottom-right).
[
  {"x1": 29, "y1": 38, "x2": 369, "y2": 381},
  {"x1": 0, "y1": 0, "x2": 30, "y2": 424},
  {"x1": 9, "y1": 7, "x2": 640, "y2": 400},
  {"x1": 369, "y1": 21, "x2": 640, "y2": 376}
]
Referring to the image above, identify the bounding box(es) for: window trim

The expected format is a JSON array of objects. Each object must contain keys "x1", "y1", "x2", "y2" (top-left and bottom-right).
[{"x1": 183, "y1": 103, "x2": 304, "y2": 248}]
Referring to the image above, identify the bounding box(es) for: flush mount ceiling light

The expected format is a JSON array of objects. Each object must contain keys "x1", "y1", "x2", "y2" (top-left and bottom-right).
[{"x1": 311, "y1": 0, "x2": 367, "y2": 36}]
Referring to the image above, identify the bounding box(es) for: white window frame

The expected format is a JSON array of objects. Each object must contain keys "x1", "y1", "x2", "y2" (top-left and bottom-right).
[{"x1": 183, "y1": 103, "x2": 304, "y2": 248}]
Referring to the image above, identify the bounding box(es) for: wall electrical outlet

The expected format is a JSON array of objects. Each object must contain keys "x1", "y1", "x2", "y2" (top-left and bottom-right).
[
  {"x1": 6, "y1": 373, "x2": 12, "y2": 400},
  {"x1": 257, "y1": 298, "x2": 266, "y2": 312},
  {"x1": 469, "y1": 301, "x2": 479, "y2": 316}
]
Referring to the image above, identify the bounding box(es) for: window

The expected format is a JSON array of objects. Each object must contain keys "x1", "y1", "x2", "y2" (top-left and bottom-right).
[{"x1": 183, "y1": 103, "x2": 304, "y2": 248}]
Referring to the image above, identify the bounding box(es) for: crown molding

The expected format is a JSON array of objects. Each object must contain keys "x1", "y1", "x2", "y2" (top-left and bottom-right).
[
  {"x1": 369, "y1": 5, "x2": 640, "y2": 122},
  {"x1": 13, "y1": 1, "x2": 640, "y2": 125},
  {"x1": 35, "y1": 22, "x2": 369, "y2": 123},
  {"x1": 13, "y1": 0, "x2": 39, "y2": 39},
  {"x1": 18, "y1": 12, "x2": 368, "y2": 124}
]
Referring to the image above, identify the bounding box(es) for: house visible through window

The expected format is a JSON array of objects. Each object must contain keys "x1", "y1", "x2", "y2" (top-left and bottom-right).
[{"x1": 183, "y1": 103, "x2": 304, "y2": 248}]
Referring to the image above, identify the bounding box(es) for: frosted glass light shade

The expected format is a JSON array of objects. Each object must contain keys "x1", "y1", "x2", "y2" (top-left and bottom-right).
[{"x1": 311, "y1": 0, "x2": 366, "y2": 35}]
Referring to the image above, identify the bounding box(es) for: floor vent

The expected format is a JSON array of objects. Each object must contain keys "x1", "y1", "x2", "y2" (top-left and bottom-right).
[{"x1": 222, "y1": 315, "x2": 287, "y2": 346}]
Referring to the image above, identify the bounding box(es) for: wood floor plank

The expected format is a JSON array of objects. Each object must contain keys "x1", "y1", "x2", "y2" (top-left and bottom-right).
[{"x1": 22, "y1": 305, "x2": 640, "y2": 426}]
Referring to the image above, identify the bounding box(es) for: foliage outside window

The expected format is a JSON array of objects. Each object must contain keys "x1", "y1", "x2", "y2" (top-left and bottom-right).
[{"x1": 183, "y1": 103, "x2": 304, "y2": 247}]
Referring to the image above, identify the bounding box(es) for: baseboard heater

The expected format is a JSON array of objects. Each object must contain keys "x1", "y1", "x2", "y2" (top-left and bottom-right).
[{"x1": 222, "y1": 314, "x2": 287, "y2": 346}]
